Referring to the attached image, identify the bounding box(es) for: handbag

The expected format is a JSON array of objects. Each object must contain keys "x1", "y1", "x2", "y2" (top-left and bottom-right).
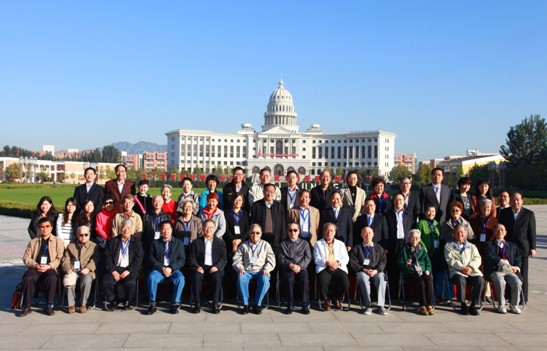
[{"x1": 11, "y1": 282, "x2": 23, "y2": 310}]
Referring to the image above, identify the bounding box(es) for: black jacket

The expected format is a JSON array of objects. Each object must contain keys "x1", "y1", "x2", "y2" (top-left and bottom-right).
[
  {"x1": 148, "y1": 236, "x2": 186, "y2": 272},
  {"x1": 188, "y1": 236, "x2": 227, "y2": 272},
  {"x1": 105, "y1": 235, "x2": 143, "y2": 274}
]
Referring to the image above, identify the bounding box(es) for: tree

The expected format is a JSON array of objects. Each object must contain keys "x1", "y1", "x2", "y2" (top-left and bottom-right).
[
  {"x1": 468, "y1": 164, "x2": 489, "y2": 186},
  {"x1": 413, "y1": 163, "x2": 432, "y2": 186},
  {"x1": 389, "y1": 165, "x2": 411, "y2": 183},
  {"x1": 5, "y1": 163, "x2": 20, "y2": 182},
  {"x1": 101, "y1": 145, "x2": 121, "y2": 163},
  {"x1": 500, "y1": 114, "x2": 547, "y2": 166},
  {"x1": 444, "y1": 166, "x2": 464, "y2": 189}
]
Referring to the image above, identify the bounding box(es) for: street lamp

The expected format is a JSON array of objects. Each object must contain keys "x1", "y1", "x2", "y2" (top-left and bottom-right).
[
  {"x1": 498, "y1": 162, "x2": 507, "y2": 189},
  {"x1": 487, "y1": 161, "x2": 497, "y2": 188}
]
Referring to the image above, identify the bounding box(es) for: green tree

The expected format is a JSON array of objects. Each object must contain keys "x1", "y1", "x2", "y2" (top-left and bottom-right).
[
  {"x1": 413, "y1": 163, "x2": 432, "y2": 186},
  {"x1": 101, "y1": 145, "x2": 121, "y2": 163},
  {"x1": 500, "y1": 114, "x2": 547, "y2": 166},
  {"x1": 389, "y1": 165, "x2": 411, "y2": 183},
  {"x1": 5, "y1": 163, "x2": 21, "y2": 182},
  {"x1": 468, "y1": 164, "x2": 489, "y2": 186},
  {"x1": 444, "y1": 166, "x2": 464, "y2": 188}
]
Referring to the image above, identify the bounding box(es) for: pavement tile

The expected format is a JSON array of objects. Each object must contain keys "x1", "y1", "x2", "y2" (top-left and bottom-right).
[
  {"x1": 96, "y1": 321, "x2": 171, "y2": 334},
  {"x1": 426, "y1": 333, "x2": 507, "y2": 347},
  {"x1": 495, "y1": 333, "x2": 547, "y2": 347},
  {"x1": 124, "y1": 333, "x2": 204, "y2": 348},
  {"x1": 42, "y1": 334, "x2": 129, "y2": 349},
  {"x1": 241, "y1": 321, "x2": 312, "y2": 333},
  {"x1": 0, "y1": 335, "x2": 51, "y2": 349},
  {"x1": 279, "y1": 333, "x2": 358, "y2": 347},
  {"x1": 169, "y1": 320, "x2": 240, "y2": 334},
  {"x1": 352, "y1": 332, "x2": 436, "y2": 348}
]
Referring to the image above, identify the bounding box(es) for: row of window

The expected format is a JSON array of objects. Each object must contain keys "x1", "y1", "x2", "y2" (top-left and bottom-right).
[{"x1": 312, "y1": 145, "x2": 379, "y2": 160}]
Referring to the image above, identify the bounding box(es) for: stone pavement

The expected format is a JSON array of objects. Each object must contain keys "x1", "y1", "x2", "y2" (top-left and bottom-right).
[{"x1": 1, "y1": 206, "x2": 547, "y2": 351}]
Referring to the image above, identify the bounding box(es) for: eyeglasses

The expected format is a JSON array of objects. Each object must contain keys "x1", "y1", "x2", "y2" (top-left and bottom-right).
[
  {"x1": 250, "y1": 232, "x2": 261, "y2": 235},
  {"x1": 288, "y1": 229, "x2": 299, "y2": 232},
  {"x1": 104, "y1": 201, "x2": 114, "y2": 205},
  {"x1": 80, "y1": 233, "x2": 90, "y2": 237}
]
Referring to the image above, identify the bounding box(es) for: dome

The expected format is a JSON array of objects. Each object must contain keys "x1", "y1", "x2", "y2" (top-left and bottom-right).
[
  {"x1": 269, "y1": 79, "x2": 294, "y2": 104},
  {"x1": 263, "y1": 79, "x2": 299, "y2": 132}
]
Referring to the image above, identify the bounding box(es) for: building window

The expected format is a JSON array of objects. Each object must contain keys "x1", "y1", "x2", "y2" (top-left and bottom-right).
[
  {"x1": 325, "y1": 147, "x2": 329, "y2": 158},
  {"x1": 374, "y1": 146, "x2": 378, "y2": 159},
  {"x1": 337, "y1": 147, "x2": 341, "y2": 159},
  {"x1": 318, "y1": 147, "x2": 323, "y2": 158},
  {"x1": 312, "y1": 147, "x2": 316, "y2": 158}
]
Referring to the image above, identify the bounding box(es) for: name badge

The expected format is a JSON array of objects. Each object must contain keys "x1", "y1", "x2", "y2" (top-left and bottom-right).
[
  {"x1": 250, "y1": 256, "x2": 257, "y2": 264},
  {"x1": 164, "y1": 257, "x2": 170, "y2": 266},
  {"x1": 40, "y1": 256, "x2": 48, "y2": 265},
  {"x1": 433, "y1": 240, "x2": 439, "y2": 249},
  {"x1": 480, "y1": 234, "x2": 486, "y2": 242},
  {"x1": 363, "y1": 258, "x2": 370, "y2": 266},
  {"x1": 234, "y1": 226, "x2": 240, "y2": 235},
  {"x1": 73, "y1": 261, "x2": 81, "y2": 270},
  {"x1": 154, "y1": 231, "x2": 160, "y2": 240},
  {"x1": 184, "y1": 237, "x2": 190, "y2": 246}
]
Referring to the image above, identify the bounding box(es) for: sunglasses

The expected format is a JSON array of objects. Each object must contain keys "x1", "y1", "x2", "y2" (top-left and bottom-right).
[
  {"x1": 288, "y1": 229, "x2": 299, "y2": 232},
  {"x1": 80, "y1": 233, "x2": 90, "y2": 237},
  {"x1": 104, "y1": 201, "x2": 114, "y2": 205},
  {"x1": 250, "y1": 232, "x2": 261, "y2": 235}
]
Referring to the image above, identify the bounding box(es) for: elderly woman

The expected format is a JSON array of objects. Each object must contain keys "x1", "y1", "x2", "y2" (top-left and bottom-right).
[
  {"x1": 161, "y1": 184, "x2": 177, "y2": 223},
  {"x1": 398, "y1": 229, "x2": 434, "y2": 315},
  {"x1": 174, "y1": 198, "x2": 203, "y2": 256},
  {"x1": 445, "y1": 224, "x2": 484, "y2": 316},
  {"x1": 441, "y1": 201, "x2": 475, "y2": 245},
  {"x1": 484, "y1": 224, "x2": 523, "y2": 314},
  {"x1": 200, "y1": 192, "x2": 226, "y2": 239},
  {"x1": 340, "y1": 171, "x2": 366, "y2": 222},
  {"x1": 177, "y1": 177, "x2": 200, "y2": 216}
]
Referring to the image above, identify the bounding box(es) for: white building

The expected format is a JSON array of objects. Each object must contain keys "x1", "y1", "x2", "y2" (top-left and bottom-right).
[{"x1": 166, "y1": 80, "x2": 396, "y2": 177}]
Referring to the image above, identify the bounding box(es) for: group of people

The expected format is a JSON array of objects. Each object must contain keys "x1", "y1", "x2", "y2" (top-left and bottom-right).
[{"x1": 19, "y1": 164, "x2": 536, "y2": 317}]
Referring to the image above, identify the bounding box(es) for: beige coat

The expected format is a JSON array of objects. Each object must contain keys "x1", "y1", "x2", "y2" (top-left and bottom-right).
[
  {"x1": 23, "y1": 235, "x2": 65, "y2": 270},
  {"x1": 61, "y1": 240, "x2": 99, "y2": 279},
  {"x1": 340, "y1": 187, "x2": 367, "y2": 222},
  {"x1": 288, "y1": 206, "x2": 321, "y2": 247},
  {"x1": 444, "y1": 240, "x2": 483, "y2": 278}
]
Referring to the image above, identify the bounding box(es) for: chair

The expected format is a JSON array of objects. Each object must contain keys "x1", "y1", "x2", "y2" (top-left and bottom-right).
[
  {"x1": 488, "y1": 274, "x2": 526, "y2": 312},
  {"x1": 399, "y1": 270, "x2": 435, "y2": 312},
  {"x1": 445, "y1": 271, "x2": 483, "y2": 311}
]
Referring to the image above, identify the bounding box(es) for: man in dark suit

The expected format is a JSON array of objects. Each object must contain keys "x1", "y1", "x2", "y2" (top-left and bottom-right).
[
  {"x1": 104, "y1": 164, "x2": 136, "y2": 211},
  {"x1": 280, "y1": 169, "x2": 300, "y2": 213},
  {"x1": 498, "y1": 192, "x2": 536, "y2": 301},
  {"x1": 188, "y1": 219, "x2": 227, "y2": 314},
  {"x1": 354, "y1": 198, "x2": 388, "y2": 248},
  {"x1": 419, "y1": 167, "x2": 450, "y2": 223},
  {"x1": 223, "y1": 166, "x2": 250, "y2": 212},
  {"x1": 250, "y1": 183, "x2": 286, "y2": 253},
  {"x1": 310, "y1": 169, "x2": 335, "y2": 212},
  {"x1": 73, "y1": 167, "x2": 104, "y2": 215},
  {"x1": 399, "y1": 177, "x2": 420, "y2": 225},
  {"x1": 321, "y1": 191, "x2": 353, "y2": 250}
]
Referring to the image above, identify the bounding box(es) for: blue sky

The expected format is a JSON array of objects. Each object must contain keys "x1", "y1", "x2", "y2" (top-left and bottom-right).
[{"x1": 1, "y1": 1, "x2": 546, "y2": 161}]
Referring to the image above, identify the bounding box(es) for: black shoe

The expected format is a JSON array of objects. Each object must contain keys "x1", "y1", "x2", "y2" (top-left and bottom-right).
[
  {"x1": 170, "y1": 304, "x2": 180, "y2": 314},
  {"x1": 460, "y1": 304, "x2": 469, "y2": 315},
  {"x1": 104, "y1": 301, "x2": 115, "y2": 312},
  {"x1": 241, "y1": 305, "x2": 250, "y2": 315},
  {"x1": 285, "y1": 304, "x2": 293, "y2": 315},
  {"x1": 469, "y1": 306, "x2": 480, "y2": 316},
  {"x1": 213, "y1": 307, "x2": 220, "y2": 314},
  {"x1": 44, "y1": 306, "x2": 55, "y2": 316},
  {"x1": 193, "y1": 305, "x2": 201, "y2": 314},
  {"x1": 253, "y1": 305, "x2": 262, "y2": 315},
  {"x1": 301, "y1": 305, "x2": 310, "y2": 315},
  {"x1": 20, "y1": 308, "x2": 32, "y2": 317},
  {"x1": 147, "y1": 306, "x2": 157, "y2": 315},
  {"x1": 123, "y1": 301, "x2": 130, "y2": 310}
]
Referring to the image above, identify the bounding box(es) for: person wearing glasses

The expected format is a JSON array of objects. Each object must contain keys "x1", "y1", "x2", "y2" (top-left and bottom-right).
[
  {"x1": 278, "y1": 223, "x2": 312, "y2": 314},
  {"x1": 61, "y1": 225, "x2": 99, "y2": 314},
  {"x1": 232, "y1": 224, "x2": 276, "y2": 315},
  {"x1": 20, "y1": 217, "x2": 65, "y2": 317}
]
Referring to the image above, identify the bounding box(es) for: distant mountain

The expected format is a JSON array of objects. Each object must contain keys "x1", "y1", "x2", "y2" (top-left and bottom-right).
[{"x1": 111, "y1": 141, "x2": 167, "y2": 154}]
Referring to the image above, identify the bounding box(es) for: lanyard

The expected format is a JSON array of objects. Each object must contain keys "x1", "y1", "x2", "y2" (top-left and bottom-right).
[
  {"x1": 362, "y1": 244, "x2": 372, "y2": 258},
  {"x1": 249, "y1": 240, "x2": 261, "y2": 257},
  {"x1": 182, "y1": 221, "x2": 191, "y2": 236},
  {"x1": 153, "y1": 214, "x2": 162, "y2": 230},
  {"x1": 481, "y1": 216, "x2": 488, "y2": 233},
  {"x1": 300, "y1": 208, "x2": 310, "y2": 228},
  {"x1": 288, "y1": 189, "x2": 297, "y2": 204},
  {"x1": 121, "y1": 240, "x2": 130, "y2": 256},
  {"x1": 231, "y1": 210, "x2": 243, "y2": 224},
  {"x1": 164, "y1": 240, "x2": 170, "y2": 258}
]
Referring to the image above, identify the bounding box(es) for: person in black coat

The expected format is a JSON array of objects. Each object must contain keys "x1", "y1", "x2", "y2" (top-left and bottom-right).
[
  {"x1": 399, "y1": 177, "x2": 421, "y2": 225},
  {"x1": 73, "y1": 167, "x2": 104, "y2": 215},
  {"x1": 188, "y1": 219, "x2": 227, "y2": 314},
  {"x1": 419, "y1": 167, "x2": 451, "y2": 223},
  {"x1": 354, "y1": 198, "x2": 388, "y2": 248},
  {"x1": 223, "y1": 166, "x2": 251, "y2": 212},
  {"x1": 321, "y1": 190, "x2": 353, "y2": 250},
  {"x1": 250, "y1": 183, "x2": 286, "y2": 252},
  {"x1": 310, "y1": 169, "x2": 335, "y2": 212}
]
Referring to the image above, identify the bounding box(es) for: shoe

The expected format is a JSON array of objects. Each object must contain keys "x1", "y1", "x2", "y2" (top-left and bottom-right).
[
  {"x1": 483, "y1": 296, "x2": 492, "y2": 304},
  {"x1": 363, "y1": 306, "x2": 373, "y2": 315},
  {"x1": 192, "y1": 305, "x2": 201, "y2": 314},
  {"x1": 378, "y1": 306, "x2": 388, "y2": 315},
  {"x1": 170, "y1": 304, "x2": 180, "y2": 315},
  {"x1": 104, "y1": 301, "x2": 115, "y2": 312},
  {"x1": 147, "y1": 305, "x2": 157, "y2": 315},
  {"x1": 241, "y1": 305, "x2": 250, "y2": 315},
  {"x1": 123, "y1": 301, "x2": 130, "y2": 310},
  {"x1": 510, "y1": 305, "x2": 522, "y2": 314},
  {"x1": 426, "y1": 306, "x2": 435, "y2": 315},
  {"x1": 45, "y1": 306, "x2": 55, "y2": 316},
  {"x1": 469, "y1": 306, "x2": 480, "y2": 316},
  {"x1": 253, "y1": 305, "x2": 262, "y2": 315},
  {"x1": 68, "y1": 306, "x2": 76, "y2": 314},
  {"x1": 498, "y1": 306, "x2": 507, "y2": 314},
  {"x1": 460, "y1": 304, "x2": 469, "y2": 315},
  {"x1": 79, "y1": 305, "x2": 87, "y2": 314},
  {"x1": 322, "y1": 299, "x2": 331, "y2": 311},
  {"x1": 20, "y1": 308, "x2": 32, "y2": 317},
  {"x1": 213, "y1": 307, "x2": 220, "y2": 314},
  {"x1": 285, "y1": 305, "x2": 293, "y2": 315},
  {"x1": 418, "y1": 306, "x2": 428, "y2": 315},
  {"x1": 301, "y1": 305, "x2": 310, "y2": 315},
  {"x1": 334, "y1": 300, "x2": 342, "y2": 310}
]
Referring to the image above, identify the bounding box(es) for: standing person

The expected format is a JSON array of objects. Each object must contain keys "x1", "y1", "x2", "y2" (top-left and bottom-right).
[
  {"x1": 496, "y1": 191, "x2": 511, "y2": 218},
  {"x1": 471, "y1": 180, "x2": 497, "y2": 217},
  {"x1": 288, "y1": 190, "x2": 321, "y2": 247},
  {"x1": 280, "y1": 169, "x2": 300, "y2": 213},
  {"x1": 177, "y1": 177, "x2": 200, "y2": 216},
  {"x1": 56, "y1": 197, "x2": 78, "y2": 247},
  {"x1": 104, "y1": 164, "x2": 136, "y2": 212},
  {"x1": 248, "y1": 168, "x2": 281, "y2": 207},
  {"x1": 340, "y1": 171, "x2": 366, "y2": 223},
  {"x1": 111, "y1": 195, "x2": 143, "y2": 239},
  {"x1": 450, "y1": 177, "x2": 473, "y2": 219},
  {"x1": 95, "y1": 195, "x2": 117, "y2": 246},
  {"x1": 223, "y1": 166, "x2": 250, "y2": 212},
  {"x1": 133, "y1": 179, "x2": 153, "y2": 220},
  {"x1": 419, "y1": 167, "x2": 450, "y2": 223},
  {"x1": 399, "y1": 177, "x2": 421, "y2": 225},
  {"x1": 20, "y1": 217, "x2": 65, "y2": 317},
  {"x1": 61, "y1": 225, "x2": 99, "y2": 314},
  {"x1": 310, "y1": 169, "x2": 335, "y2": 212},
  {"x1": 199, "y1": 175, "x2": 224, "y2": 213},
  {"x1": 161, "y1": 184, "x2": 177, "y2": 223},
  {"x1": 199, "y1": 192, "x2": 226, "y2": 239},
  {"x1": 354, "y1": 198, "x2": 388, "y2": 248},
  {"x1": 321, "y1": 191, "x2": 353, "y2": 250},
  {"x1": 188, "y1": 219, "x2": 227, "y2": 314},
  {"x1": 368, "y1": 177, "x2": 392, "y2": 215},
  {"x1": 250, "y1": 183, "x2": 286, "y2": 253},
  {"x1": 498, "y1": 193, "x2": 536, "y2": 302},
  {"x1": 73, "y1": 167, "x2": 104, "y2": 215},
  {"x1": 75, "y1": 198, "x2": 97, "y2": 240},
  {"x1": 142, "y1": 195, "x2": 171, "y2": 256},
  {"x1": 28, "y1": 196, "x2": 57, "y2": 239}
]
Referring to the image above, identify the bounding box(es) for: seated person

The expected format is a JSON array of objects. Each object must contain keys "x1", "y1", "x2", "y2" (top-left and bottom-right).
[
  {"x1": 445, "y1": 224, "x2": 484, "y2": 316},
  {"x1": 146, "y1": 220, "x2": 185, "y2": 315},
  {"x1": 484, "y1": 224, "x2": 523, "y2": 314},
  {"x1": 277, "y1": 223, "x2": 312, "y2": 314},
  {"x1": 397, "y1": 229, "x2": 434, "y2": 315},
  {"x1": 314, "y1": 223, "x2": 350, "y2": 310},
  {"x1": 20, "y1": 217, "x2": 65, "y2": 317},
  {"x1": 61, "y1": 225, "x2": 99, "y2": 314},
  {"x1": 142, "y1": 195, "x2": 171, "y2": 256},
  {"x1": 350, "y1": 227, "x2": 388, "y2": 315},
  {"x1": 232, "y1": 224, "x2": 276, "y2": 315},
  {"x1": 188, "y1": 219, "x2": 227, "y2": 314},
  {"x1": 103, "y1": 219, "x2": 143, "y2": 311}
]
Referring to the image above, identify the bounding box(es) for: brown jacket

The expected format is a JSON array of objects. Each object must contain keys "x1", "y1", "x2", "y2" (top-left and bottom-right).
[
  {"x1": 23, "y1": 235, "x2": 65, "y2": 270},
  {"x1": 288, "y1": 206, "x2": 321, "y2": 247},
  {"x1": 61, "y1": 240, "x2": 99, "y2": 279}
]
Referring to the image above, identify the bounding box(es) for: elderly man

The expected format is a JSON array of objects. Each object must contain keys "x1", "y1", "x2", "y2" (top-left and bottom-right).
[
  {"x1": 61, "y1": 225, "x2": 99, "y2": 314},
  {"x1": 146, "y1": 220, "x2": 185, "y2": 315},
  {"x1": 278, "y1": 223, "x2": 312, "y2": 314},
  {"x1": 350, "y1": 227, "x2": 388, "y2": 315},
  {"x1": 188, "y1": 219, "x2": 227, "y2": 314},
  {"x1": 419, "y1": 167, "x2": 450, "y2": 223},
  {"x1": 104, "y1": 164, "x2": 136, "y2": 211},
  {"x1": 484, "y1": 224, "x2": 523, "y2": 314},
  {"x1": 288, "y1": 190, "x2": 320, "y2": 247},
  {"x1": 20, "y1": 217, "x2": 65, "y2": 316},
  {"x1": 73, "y1": 166, "x2": 104, "y2": 215},
  {"x1": 142, "y1": 195, "x2": 171, "y2": 256},
  {"x1": 499, "y1": 192, "x2": 536, "y2": 302},
  {"x1": 112, "y1": 194, "x2": 143, "y2": 239},
  {"x1": 103, "y1": 219, "x2": 143, "y2": 311},
  {"x1": 310, "y1": 169, "x2": 335, "y2": 212},
  {"x1": 314, "y1": 223, "x2": 350, "y2": 310},
  {"x1": 232, "y1": 224, "x2": 276, "y2": 314},
  {"x1": 445, "y1": 224, "x2": 484, "y2": 315},
  {"x1": 248, "y1": 168, "x2": 281, "y2": 207},
  {"x1": 250, "y1": 183, "x2": 286, "y2": 253}
]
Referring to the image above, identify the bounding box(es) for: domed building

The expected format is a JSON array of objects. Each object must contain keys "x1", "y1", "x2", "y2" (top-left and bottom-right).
[{"x1": 166, "y1": 80, "x2": 396, "y2": 177}]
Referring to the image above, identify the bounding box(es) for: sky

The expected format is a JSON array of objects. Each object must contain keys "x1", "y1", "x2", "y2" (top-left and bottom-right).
[{"x1": 1, "y1": 1, "x2": 546, "y2": 161}]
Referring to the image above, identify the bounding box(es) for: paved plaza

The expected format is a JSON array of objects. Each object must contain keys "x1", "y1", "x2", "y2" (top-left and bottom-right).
[{"x1": 0, "y1": 207, "x2": 546, "y2": 350}]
